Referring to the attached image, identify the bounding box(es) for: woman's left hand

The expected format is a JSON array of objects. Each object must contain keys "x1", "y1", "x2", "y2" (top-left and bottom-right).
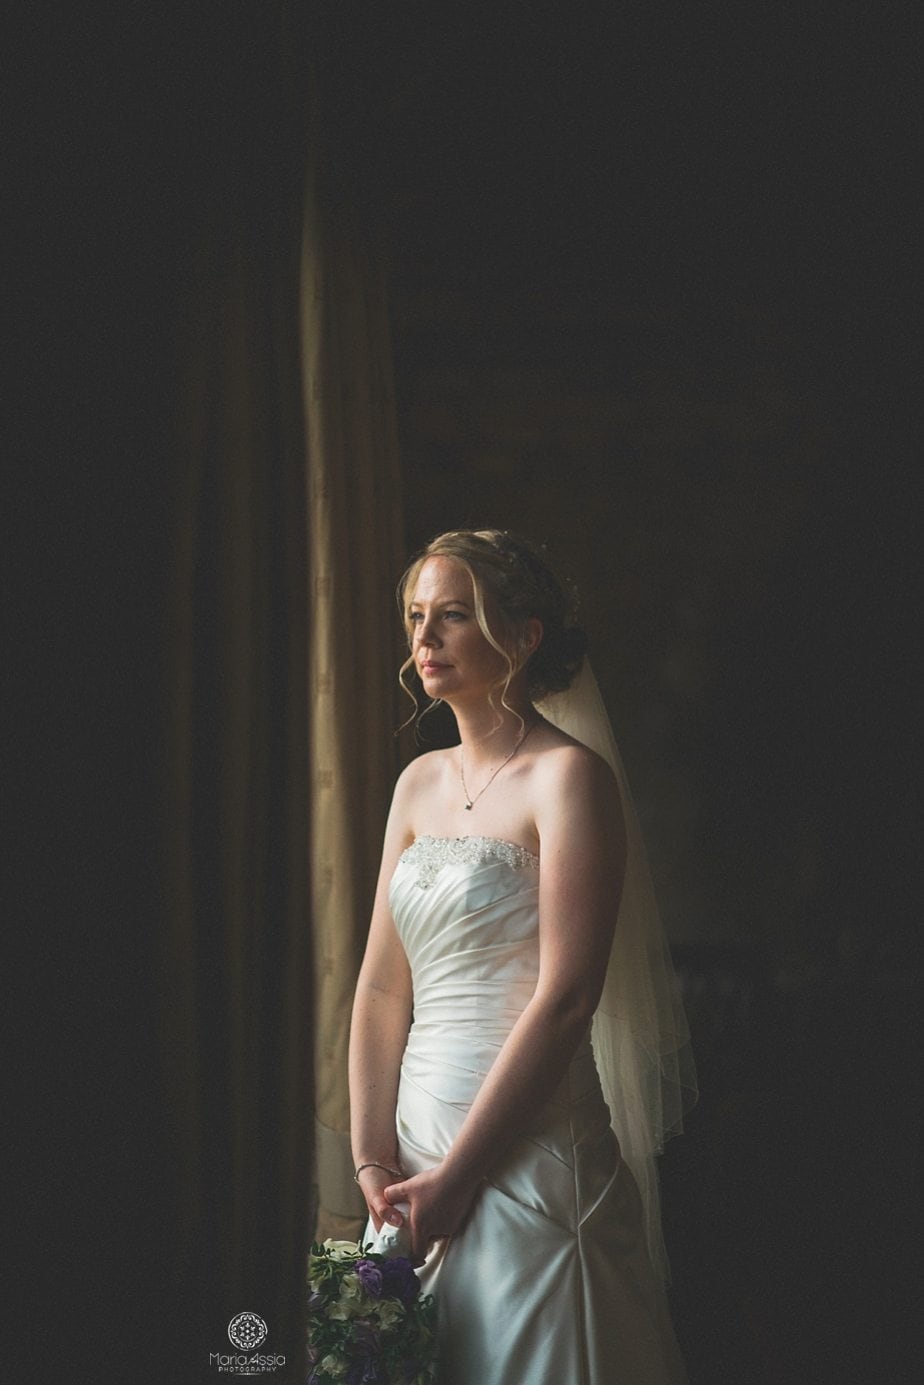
[{"x1": 383, "y1": 1166, "x2": 479, "y2": 1265}]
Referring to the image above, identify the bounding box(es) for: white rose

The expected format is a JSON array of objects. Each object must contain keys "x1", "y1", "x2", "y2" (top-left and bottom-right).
[
  {"x1": 371, "y1": 1297, "x2": 405, "y2": 1329},
  {"x1": 327, "y1": 1274, "x2": 366, "y2": 1321},
  {"x1": 322, "y1": 1239, "x2": 359, "y2": 1261},
  {"x1": 318, "y1": 1353, "x2": 348, "y2": 1378}
]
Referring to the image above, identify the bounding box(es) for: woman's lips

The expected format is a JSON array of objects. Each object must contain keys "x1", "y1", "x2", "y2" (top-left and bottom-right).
[{"x1": 420, "y1": 662, "x2": 448, "y2": 674}]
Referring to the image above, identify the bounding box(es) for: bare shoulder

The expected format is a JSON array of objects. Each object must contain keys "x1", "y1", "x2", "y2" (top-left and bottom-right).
[
  {"x1": 531, "y1": 728, "x2": 624, "y2": 858},
  {"x1": 379, "y1": 748, "x2": 454, "y2": 873},
  {"x1": 532, "y1": 728, "x2": 619, "y2": 802},
  {"x1": 395, "y1": 746, "x2": 453, "y2": 791},
  {"x1": 391, "y1": 746, "x2": 454, "y2": 815}
]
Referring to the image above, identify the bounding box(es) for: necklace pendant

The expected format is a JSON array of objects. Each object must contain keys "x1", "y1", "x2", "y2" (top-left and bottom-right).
[{"x1": 464, "y1": 802, "x2": 473, "y2": 810}]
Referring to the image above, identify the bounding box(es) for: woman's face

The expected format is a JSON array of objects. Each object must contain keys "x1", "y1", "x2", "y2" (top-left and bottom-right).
[{"x1": 408, "y1": 557, "x2": 508, "y2": 704}]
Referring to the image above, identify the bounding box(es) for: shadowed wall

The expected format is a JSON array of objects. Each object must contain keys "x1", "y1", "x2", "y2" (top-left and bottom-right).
[{"x1": 352, "y1": 7, "x2": 917, "y2": 1380}]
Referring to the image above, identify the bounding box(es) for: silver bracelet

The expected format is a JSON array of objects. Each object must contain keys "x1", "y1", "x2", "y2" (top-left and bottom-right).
[{"x1": 353, "y1": 1160, "x2": 404, "y2": 1184}]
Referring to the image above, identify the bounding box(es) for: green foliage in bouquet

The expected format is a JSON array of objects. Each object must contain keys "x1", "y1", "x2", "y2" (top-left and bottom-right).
[{"x1": 307, "y1": 1238, "x2": 437, "y2": 1385}]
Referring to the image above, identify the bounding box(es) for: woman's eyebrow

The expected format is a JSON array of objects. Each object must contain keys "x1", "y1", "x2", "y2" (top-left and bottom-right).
[{"x1": 409, "y1": 598, "x2": 473, "y2": 609}]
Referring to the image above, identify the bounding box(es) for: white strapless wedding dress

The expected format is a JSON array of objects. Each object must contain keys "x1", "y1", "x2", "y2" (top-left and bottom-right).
[{"x1": 383, "y1": 835, "x2": 687, "y2": 1385}]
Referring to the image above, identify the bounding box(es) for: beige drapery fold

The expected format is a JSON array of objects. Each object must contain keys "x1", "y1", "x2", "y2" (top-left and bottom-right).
[{"x1": 301, "y1": 157, "x2": 405, "y2": 1240}]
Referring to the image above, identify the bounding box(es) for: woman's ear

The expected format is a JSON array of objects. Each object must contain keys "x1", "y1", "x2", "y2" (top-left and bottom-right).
[{"x1": 524, "y1": 617, "x2": 543, "y2": 656}]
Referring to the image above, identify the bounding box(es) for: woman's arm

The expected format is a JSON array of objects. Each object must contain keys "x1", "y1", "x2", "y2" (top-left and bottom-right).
[
  {"x1": 386, "y1": 744, "x2": 627, "y2": 1260},
  {"x1": 348, "y1": 769, "x2": 416, "y2": 1231}
]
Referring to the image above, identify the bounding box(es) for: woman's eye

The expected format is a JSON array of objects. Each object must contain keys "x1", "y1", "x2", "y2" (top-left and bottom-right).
[{"x1": 409, "y1": 609, "x2": 464, "y2": 625}]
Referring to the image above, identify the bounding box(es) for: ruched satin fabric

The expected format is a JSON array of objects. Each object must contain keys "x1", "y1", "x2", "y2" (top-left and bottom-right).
[{"x1": 381, "y1": 837, "x2": 687, "y2": 1385}]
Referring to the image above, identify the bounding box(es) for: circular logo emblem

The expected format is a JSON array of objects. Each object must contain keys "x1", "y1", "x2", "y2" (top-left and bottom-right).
[{"x1": 228, "y1": 1312, "x2": 268, "y2": 1351}]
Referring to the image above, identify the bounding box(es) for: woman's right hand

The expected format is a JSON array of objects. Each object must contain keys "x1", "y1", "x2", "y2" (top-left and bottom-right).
[{"x1": 355, "y1": 1165, "x2": 406, "y2": 1234}]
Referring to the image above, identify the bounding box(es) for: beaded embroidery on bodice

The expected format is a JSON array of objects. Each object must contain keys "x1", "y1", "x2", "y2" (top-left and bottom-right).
[{"x1": 397, "y1": 834, "x2": 539, "y2": 890}]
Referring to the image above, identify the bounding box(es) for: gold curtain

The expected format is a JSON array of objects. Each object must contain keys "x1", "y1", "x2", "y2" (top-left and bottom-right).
[{"x1": 301, "y1": 155, "x2": 405, "y2": 1241}]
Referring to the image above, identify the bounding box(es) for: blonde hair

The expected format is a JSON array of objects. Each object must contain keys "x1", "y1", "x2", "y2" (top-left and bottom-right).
[{"x1": 397, "y1": 529, "x2": 586, "y2": 730}]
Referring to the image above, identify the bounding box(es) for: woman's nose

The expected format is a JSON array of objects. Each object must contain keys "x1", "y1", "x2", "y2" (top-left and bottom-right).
[{"x1": 417, "y1": 617, "x2": 440, "y2": 646}]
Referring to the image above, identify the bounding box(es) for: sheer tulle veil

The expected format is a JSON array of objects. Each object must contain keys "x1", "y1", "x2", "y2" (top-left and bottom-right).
[{"x1": 537, "y1": 662, "x2": 698, "y2": 1284}]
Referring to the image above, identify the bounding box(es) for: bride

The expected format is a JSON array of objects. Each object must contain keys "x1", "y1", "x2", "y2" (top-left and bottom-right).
[{"x1": 349, "y1": 529, "x2": 693, "y2": 1384}]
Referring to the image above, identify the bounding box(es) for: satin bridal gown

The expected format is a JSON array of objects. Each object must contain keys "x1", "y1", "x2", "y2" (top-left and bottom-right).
[{"x1": 383, "y1": 834, "x2": 687, "y2": 1385}]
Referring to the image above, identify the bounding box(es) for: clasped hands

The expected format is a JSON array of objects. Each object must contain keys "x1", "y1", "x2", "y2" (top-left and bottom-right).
[{"x1": 357, "y1": 1163, "x2": 477, "y2": 1265}]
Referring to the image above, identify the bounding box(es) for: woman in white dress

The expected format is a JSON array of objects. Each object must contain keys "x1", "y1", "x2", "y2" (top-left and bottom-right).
[{"x1": 349, "y1": 530, "x2": 693, "y2": 1384}]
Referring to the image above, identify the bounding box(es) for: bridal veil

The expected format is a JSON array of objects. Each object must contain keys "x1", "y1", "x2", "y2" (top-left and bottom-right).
[{"x1": 537, "y1": 663, "x2": 698, "y2": 1283}]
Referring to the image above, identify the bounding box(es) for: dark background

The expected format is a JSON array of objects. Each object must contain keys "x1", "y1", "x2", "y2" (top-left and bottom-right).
[
  {"x1": 13, "y1": 4, "x2": 917, "y2": 1381},
  {"x1": 329, "y1": 7, "x2": 920, "y2": 1379}
]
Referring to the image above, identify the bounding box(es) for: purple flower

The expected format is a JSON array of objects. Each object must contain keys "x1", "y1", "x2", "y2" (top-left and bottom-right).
[
  {"x1": 356, "y1": 1258, "x2": 384, "y2": 1298},
  {"x1": 381, "y1": 1257, "x2": 421, "y2": 1307},
  {"x1": 346, "y1": 1358, "x2": 385, "y2": 1385},
  {"x1": 353, "y1": 1321, "x2": 381, "y2": 1350}
]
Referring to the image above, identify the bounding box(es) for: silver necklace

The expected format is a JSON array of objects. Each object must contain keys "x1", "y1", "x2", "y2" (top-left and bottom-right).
[{"x1": 459, "y1": 719, "x2": 537, "y2": 811}]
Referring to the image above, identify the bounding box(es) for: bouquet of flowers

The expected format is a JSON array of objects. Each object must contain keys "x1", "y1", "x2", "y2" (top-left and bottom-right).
[{"x1": 307, "y1": 1237, "x2": 437, "y2": 1385}]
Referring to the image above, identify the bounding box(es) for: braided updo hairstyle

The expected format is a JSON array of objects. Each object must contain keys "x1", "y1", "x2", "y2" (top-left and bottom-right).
[{"x1": 398, "y1": 530, "x2": 587, "y2": 718}]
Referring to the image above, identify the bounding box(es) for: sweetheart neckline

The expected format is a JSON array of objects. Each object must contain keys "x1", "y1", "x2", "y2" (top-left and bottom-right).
[{"x1": 399, "y1": 833, "x2": 540, "y2": 866}]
